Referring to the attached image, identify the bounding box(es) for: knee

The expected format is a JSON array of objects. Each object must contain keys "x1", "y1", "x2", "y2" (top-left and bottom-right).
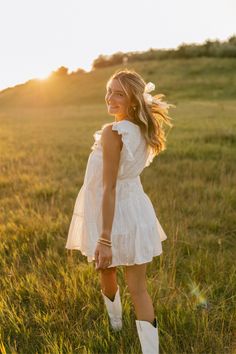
[{"x1": 126, "y1": 281, "x2": 147, "y2": 299}]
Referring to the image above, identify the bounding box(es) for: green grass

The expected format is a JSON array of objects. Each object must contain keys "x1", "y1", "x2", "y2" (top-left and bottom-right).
[
  {"x1": 1, "y1": 57, "x2": 236, "y2": 107},
  {"x1": 0, "y1": 59, "x2": 236, "y2": 353}
]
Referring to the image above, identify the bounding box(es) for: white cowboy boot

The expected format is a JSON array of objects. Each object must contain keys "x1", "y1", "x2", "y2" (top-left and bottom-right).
[
  {"x1": 101, "y1": 285, "x2": 122, "y2": 331},
  {"x1": 135, "y1": 318, "x2": 159, "y2": 354}
]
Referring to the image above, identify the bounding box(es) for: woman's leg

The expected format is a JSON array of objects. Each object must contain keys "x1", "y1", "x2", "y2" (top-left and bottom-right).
[
  {"x1": 124, "y1": 263, "x2": 155, "y2": 323},
  {"x1": 100, "y1": 266, "x2": 122, "y2": 331},
  {"x1": 100, "y1": 267, "x2": 118, "y2": 301}
]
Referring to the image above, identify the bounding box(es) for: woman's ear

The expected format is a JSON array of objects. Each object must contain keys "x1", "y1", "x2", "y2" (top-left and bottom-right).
[
  {"x1": 130, "y1": 98, "x2": 136, "y2": 108},
  {"x1": 131, "y1": 100, "x2": 137, "y2": 110}
]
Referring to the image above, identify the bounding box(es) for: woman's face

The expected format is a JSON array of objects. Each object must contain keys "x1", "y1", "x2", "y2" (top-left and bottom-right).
[{"x1": 105, "y1": 79, "x2": 131, "y2": 120}]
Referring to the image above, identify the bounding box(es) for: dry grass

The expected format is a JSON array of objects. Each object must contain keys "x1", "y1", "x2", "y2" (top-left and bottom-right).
[{"x1": 0, "y1": 59, "x2": 235, "y2": 353}]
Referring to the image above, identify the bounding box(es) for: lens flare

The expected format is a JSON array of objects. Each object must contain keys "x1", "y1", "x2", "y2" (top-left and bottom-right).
[{"x1": 188, "y1": 281, "x2": 209, "y2": 309}]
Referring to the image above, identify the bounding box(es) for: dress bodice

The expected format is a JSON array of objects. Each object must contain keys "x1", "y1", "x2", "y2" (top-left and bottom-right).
[{"x1": 90, "y1": 120, "x2": 155, "y2": 179}]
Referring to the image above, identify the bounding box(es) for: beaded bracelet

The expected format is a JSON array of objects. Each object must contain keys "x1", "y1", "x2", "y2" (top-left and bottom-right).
[
  {"x1": 97, "y1": 240, "x2": 112, "y2": 248},
  {"x1": 98, "y1": 238, "x2": 112, "y2": 244},
  {"x1": 98, "y1": 239, "x2": 112, "y2": 247},
  {"x1": 99, "y1": 237, "x2": 111, "y2": 243}
]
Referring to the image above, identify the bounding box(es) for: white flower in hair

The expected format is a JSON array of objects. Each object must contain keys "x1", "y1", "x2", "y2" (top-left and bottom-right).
[
  {"x1": 143, "y1": 81, "x2": 172, "y2": 110},
  {"x1": 143, "y1": 82, "x2": 155, "y2": 105},
  {"x1": 145, "y1": 82, "x2": 155, "y2": 93}
]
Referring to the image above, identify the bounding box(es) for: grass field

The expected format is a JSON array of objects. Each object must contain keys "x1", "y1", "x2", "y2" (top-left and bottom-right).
[{"x1": 0, "y1": 58, "x2": 235, "y2": 353}]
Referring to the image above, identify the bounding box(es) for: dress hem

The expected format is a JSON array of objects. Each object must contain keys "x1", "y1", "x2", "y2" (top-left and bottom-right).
[{"x1": 65, "y1": 246, "x2": 164, "y2": 267}]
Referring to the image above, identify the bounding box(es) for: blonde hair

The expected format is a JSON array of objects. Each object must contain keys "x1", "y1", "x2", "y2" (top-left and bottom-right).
[{"x1": 107, "y1": 68, "x2": 174, "y2": 156}]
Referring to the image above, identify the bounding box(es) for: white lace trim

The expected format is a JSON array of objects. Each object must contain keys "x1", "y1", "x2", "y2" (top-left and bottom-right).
[
  {"x1": 91, "y1": 129, "x2": 102, "y2": 151},
  {"x1": 145, "y1": 146, "x2": 156, "y2": 167},
  {"x1": 111, "y1": 122, "x2": 134, "y2": 161}
]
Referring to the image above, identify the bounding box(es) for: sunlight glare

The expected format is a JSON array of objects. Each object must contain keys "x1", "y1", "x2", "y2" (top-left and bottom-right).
[{"x1": 34, "y1": 68, "x2": 52, "y2": 81}]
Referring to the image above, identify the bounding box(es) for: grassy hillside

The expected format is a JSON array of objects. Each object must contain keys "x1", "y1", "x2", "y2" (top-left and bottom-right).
[
  {"x1": 0, "y1": 57, "x2": 236, "y2": 108},
  {"x1": 0, "y1": 58, "x2": 235, "y2": 353}
]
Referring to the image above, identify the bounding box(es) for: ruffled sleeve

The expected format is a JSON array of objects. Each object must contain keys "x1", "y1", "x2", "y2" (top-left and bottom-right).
[
  {"x1": 112, "y1": 122, "x2": 134, "y2": 161},
  {"x1": 145, "y1": 146, "x2": 156, "y2": 167},
  {"x1": 91, "y1": 129, "x2": 102, "y2": 151}
]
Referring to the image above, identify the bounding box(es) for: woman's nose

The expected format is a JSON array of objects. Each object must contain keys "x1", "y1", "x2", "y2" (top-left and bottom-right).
[{"x1": 107, "y1": 93, "x2": 115, "y2": 102}]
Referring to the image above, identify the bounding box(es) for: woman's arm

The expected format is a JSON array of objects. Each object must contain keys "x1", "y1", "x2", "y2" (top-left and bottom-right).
[
  {"x1": 94, "y1": 124, "x2": 122, "y2": 270},
  {"x1": 100, "y1": 124, "x2": 123, "y2": 241}
]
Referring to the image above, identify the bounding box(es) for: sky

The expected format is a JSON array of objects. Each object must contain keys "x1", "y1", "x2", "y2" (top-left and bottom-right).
[{"x1": 0, "y1": 0, "x2": 235, "y2": 91}]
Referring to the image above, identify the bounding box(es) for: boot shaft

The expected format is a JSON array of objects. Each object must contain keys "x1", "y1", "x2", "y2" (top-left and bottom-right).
[
  {"x1": 135, "y1": 318, "x2": 159, "y2": 354},
  {"x1": 101, "y1": 285, "x2": 123, "y2": 331}
]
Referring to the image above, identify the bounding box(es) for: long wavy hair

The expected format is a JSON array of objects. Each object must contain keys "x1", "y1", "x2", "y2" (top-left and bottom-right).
[{"x1": 107, "y1": 68, "x2": 174, "y2": 156}]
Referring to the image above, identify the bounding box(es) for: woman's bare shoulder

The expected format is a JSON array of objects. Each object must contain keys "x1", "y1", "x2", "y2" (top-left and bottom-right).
[
  {"x1": 101, "y1": 122, "x2": 114, "y2": 130},
  {"x1": 100, "y1": 123, "x2": 122, "y2": 149}
]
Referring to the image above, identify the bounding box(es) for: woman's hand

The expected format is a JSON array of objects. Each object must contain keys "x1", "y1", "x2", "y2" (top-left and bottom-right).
[{"x1": 94, "y1": 243, "x2": 112, "y2": 270}]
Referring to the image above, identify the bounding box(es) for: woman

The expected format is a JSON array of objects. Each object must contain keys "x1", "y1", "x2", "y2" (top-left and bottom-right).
[{"x1": 66, "y1": 69, "x2": 173, "y2": 354}]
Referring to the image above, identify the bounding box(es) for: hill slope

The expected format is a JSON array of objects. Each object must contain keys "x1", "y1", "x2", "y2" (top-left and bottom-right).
[{"x1": 0, "y1": 58, "x2": 236, "y2": 108}]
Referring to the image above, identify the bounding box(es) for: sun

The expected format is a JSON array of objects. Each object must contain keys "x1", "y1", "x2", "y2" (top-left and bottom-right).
[{"x1": 34, "y1": 68, "x2": 52, "y2": 81}]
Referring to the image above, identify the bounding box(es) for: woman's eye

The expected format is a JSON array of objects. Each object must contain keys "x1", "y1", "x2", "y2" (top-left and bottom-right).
[{"x1": 106, "y1": 91, "x2": 123, "y2": 97}]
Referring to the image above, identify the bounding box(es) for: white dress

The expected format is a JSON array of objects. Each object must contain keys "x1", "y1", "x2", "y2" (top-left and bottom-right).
[{"x1": 65, "y1": 119, "x2": 167, "y2": 267}]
